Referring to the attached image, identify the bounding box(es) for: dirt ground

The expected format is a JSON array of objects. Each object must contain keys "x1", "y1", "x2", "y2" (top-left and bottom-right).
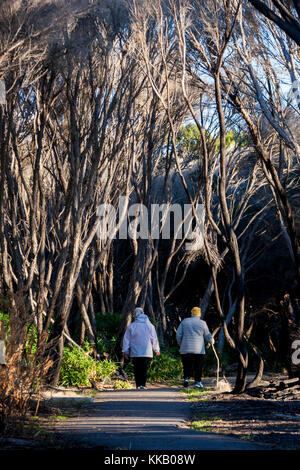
[{"x1": 191, "y1": 375, "x2": 300, "y2": 450}]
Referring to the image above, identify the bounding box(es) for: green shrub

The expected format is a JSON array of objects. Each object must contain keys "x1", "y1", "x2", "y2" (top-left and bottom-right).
[
  {"x1": 125, "y1": 348, "x2": 183, "y2": 382},
  {"x1": 148, "y1": 351, "x2": 183, "y2": 381},
  {"x1": 59, "y1": 343, "x2": 118, "y2": 387},
  {"x1": 96, "y1": 358, "x2": 118, "y2": 382},
  {"x1": 0, "y1": 311, "x2": 10, "y2": 334},
  {"x1": 113, "y1": 379, "x2": 132, "y2": 389},
  {"x1": 96, "y1": 312, "x2": 122, "y2": 356},
  {"x1": 0, "y1": 311, "x2": 38, "y2": 355},
  {"x1": 96, "y1": 312, "x2": 122, "y2": 332}
]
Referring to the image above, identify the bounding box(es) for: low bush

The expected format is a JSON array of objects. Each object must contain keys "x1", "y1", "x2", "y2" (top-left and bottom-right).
[
  {"x1": 59, "y1": 343, "x2": 118, "y2": 387},
  {"x1": 0, "y1": 293, "x2": 52, "y2": 430},
  {"x1": 148, "y1": 351, "x2": 183, "y2": 381},
  {"x1": 113, "y1": 379, "x2": 132, "y2": 389},
  {"x1": 125, "y1": 348, "x2": 183, "y2": 382},
  {"x1": 96, "y1": 312, "x2": 122, "y2": 356}
]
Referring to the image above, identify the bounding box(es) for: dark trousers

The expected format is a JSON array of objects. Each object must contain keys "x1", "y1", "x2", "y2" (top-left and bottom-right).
[
  {"x1": 132, "y1": 357, "x2": 151, "y2": 387},
  {"x1": 181, "y1": 354, "x2": 204, "y2": 382}
]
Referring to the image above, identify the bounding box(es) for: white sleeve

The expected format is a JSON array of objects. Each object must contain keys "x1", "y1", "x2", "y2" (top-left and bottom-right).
[
  {"x1": 122, "y1": 326, "x2": 131, "y2": 354},
  {"x1": 150, "y1": 324, "x2": 160, "y2": 353}
]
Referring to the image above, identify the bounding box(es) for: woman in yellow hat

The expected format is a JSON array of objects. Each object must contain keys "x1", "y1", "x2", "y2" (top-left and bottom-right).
[{"x1": 176, "y1": 306, "x2": 214, "y2": 388}]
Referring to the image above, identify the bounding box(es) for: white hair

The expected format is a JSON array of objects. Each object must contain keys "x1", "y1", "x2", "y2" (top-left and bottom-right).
[{"x1": 134, "y1": 307, "x2": 144, "y2": 317}]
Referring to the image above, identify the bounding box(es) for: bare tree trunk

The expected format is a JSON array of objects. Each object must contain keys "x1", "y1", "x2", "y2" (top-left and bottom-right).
[
  {"x1": 246, "y1": 342, "x2": 264, "y2": 389},
  {"x1": 48, "y1": 335, "x2": 64, "y2": 387},
  {"x1": 76, "y1": 281, "x2": 97, "y2": 357},
  {"x1": 228, "y1": 91, "x2": 300, "y2": 299},
  {"x1": 214, "y1": 70, "x2": 248, "y2": 393},
  {"x1": 80, "y1": 320, "x2": 86, "y2": 347}
]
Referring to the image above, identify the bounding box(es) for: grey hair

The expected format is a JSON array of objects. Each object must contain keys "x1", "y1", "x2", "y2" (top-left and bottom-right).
[{"x1": 134, "y1": 307, "x2": 144, "y2": 317}]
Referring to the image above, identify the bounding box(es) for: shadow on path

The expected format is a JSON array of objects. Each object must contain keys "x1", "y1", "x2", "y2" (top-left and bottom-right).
[{"x1": 52, "y1": 386, "x2": 265, "y2": 450}]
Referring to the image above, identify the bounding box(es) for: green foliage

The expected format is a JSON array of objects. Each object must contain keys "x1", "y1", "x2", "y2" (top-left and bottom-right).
[
  {"x1": 59, "y1": 343, "x2": 118, "y2": 387},
  {"x1": 177, "y1": 124, "x2": 202, "y2": 155},
  {"x1": 176, "y1": 124, "x2": 249, "y2": 163},
  {"x1": 0, "y1": 311, "x2": 10, "y2": 334},
  {"x1": 96, "y1": 312, "x2": 122, "y2": 356},
  {"x1": 25, "y1": 324, "x2": 38, "y2": 354},
  {"x1": 148, "y1": 349, "x2": 183, "y2": 381},
  {"x1": 96, "y1": 311, "x2": 122, "y2": 333},
  {"x1": 0, "y1": 310, "x2": 38, "y2": 355},
  {"x1": 113, "y1": 379, "x2": 132, "y2": 389},
  {"x1": 215, "y1": 129, "x2": 249, "y2": 151},
  {"x1": 125, "y1": 348, "x2": 183, "y2": 382}
]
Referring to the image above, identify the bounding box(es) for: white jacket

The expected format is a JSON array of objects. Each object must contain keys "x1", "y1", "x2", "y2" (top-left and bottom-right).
[
  {"x1": 122, "y1": 314, "x2": 160, "y2": 358},
  {"x1": 176, "y1": 316, "x2": 214, "y2": 354}
]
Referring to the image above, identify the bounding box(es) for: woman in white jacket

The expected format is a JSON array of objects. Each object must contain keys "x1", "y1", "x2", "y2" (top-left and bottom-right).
[{"x1": 122, "y1": 307, "x2": 160, "y2": 389}]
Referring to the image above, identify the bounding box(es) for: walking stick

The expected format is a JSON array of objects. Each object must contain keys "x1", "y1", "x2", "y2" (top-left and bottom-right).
[{"x1": 211, "y1": 343, "x2": 220, "y2": 389}]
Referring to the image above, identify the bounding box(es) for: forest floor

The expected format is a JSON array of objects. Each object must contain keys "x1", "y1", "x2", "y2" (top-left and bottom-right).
[
  {"x1": 1, "y1": 373, "x2": 300, "y2": 450},
  {"x1": 187, "y1": 375, "x2": 300, "y2": 450}
]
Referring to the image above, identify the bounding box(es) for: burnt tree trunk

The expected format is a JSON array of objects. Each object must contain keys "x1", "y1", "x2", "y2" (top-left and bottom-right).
[{"x1": 280, "y1": 294, "x2": 300, "y2": 379}]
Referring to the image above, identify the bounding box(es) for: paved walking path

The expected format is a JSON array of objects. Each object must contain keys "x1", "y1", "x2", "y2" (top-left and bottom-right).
[{"x1": 52, "y1": 385, "x2": 265, "y2": 450}]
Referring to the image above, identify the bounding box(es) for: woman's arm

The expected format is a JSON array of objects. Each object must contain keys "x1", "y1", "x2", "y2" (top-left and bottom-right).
[
  {"x1": 122, "y1": 326, "x2": 131, "y2": 357},
  {"x1": 176, "y1": 322, "x2": 183, "y2": 345},
  {"x1": 150, "y1": 325, "x2": 160, "y2": 354},
  {"x1": 203, "y1": 321, "x2": 214, "y2": 344}
]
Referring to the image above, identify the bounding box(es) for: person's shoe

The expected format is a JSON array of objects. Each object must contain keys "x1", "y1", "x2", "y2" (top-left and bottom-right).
[
  {"x1": 194, "y1": 381, "x2": 204, "y2": 388},
  {"x1": 137, "y1": 385, "x2": 147, "y2": 390},
  {"x1": 183, "y1": 378, "x2": 189, "y2": 388}
]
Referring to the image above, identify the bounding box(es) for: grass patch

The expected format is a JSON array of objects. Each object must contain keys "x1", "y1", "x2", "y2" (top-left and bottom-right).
[
  {"x1": 181, "y1": 387, "x2": 214, "y2": 401},
  {"x1": 75, "y1": 389, "x2": 99, "y2": 397},
  {"x1": 54, "y1": 415, "x2": 69, "y2": 421},
  {"x1": 191, "y1": 416, "x2": 221, "y2": 432}
]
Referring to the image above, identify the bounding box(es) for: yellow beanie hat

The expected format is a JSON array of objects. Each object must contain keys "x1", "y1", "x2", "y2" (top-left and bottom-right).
[{"x1": 191, "y1": 306, "x2": 201, "y2": 317}]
